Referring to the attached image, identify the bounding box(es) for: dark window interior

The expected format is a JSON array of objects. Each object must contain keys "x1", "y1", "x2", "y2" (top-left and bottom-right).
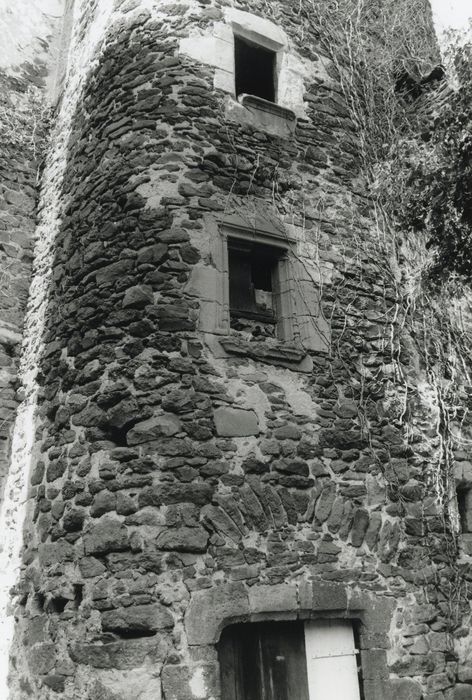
[
  {"x1": 228, "y1": 240, "x2": 281, "y2": 321},
  {"x1": 218, "y1": 621, "x2": 310, "y2": 700},
  {"x1": 234, "y1": 36, "x2": 276, "y2": 102},
  {"x1": 457, "y1": 484, "x2": 471, "y2": 533}
]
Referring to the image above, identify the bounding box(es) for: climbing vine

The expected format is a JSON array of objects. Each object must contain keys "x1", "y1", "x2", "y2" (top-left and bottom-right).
[
  {"x1": 0, "y1": 74, "x2": 51, "y2": 167},
  {"x1": 292, "y1": 0, "x2": 472, "y2": 627}
]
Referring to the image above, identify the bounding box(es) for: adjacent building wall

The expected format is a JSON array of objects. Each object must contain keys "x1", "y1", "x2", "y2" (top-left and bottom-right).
[
  {"x1": 3, "y1": 1, "x2": 472, "y2": 699},
  {"x1": 0, "y1": 0, "x2": 62, "y2": 504}
]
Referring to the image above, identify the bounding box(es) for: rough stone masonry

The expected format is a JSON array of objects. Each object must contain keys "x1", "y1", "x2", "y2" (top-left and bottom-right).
[{"x1": 2, "y1": 0, "x2": 472, "y2": 699}]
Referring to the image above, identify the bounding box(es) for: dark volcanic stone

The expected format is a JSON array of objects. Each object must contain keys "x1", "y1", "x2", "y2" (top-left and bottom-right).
[
  {"x1": 101, "y1": 603, "x2": 173, "y2": 634},
  {"x1": 83, "y1": 517, "x2": 129, "y2": 555}
]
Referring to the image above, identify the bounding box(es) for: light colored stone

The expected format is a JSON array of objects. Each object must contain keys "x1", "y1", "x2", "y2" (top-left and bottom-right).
[
  {"x1": 161, "y1": 664, "x2": 218, "y2": 700},
  {"x1": 248, "y1": 583, "x2": 298, "y2": 615},
  {"x1": 185, "y1": 583, "x2": 249, "y2": 645},
  {"x1": 213, "y1": 406, "x2": 259, "y2": 437}
]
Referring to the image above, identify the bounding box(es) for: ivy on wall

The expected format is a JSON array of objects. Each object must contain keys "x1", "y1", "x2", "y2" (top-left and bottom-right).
[{"x1": 389, "y1": 38, "x2": 472, "y2": 285}]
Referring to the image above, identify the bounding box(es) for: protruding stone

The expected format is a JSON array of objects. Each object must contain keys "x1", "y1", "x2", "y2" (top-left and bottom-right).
[
  {"x1": 122, "y1": 284, "x2": 154, "y2": 309},
  {"x1": 127, "y1": 414, "x2": 182, "y2": 444},
  {"x1": 101, "y1": 603, "x2": 173, "y2": 634}
]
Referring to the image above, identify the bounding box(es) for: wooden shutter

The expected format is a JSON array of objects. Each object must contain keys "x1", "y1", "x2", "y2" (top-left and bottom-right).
[
  {"x1": 304, "y1": 620, "x2": 361, "y2": 700},
  {"x1": 219, "y1": 622, "x2": 310, "y2": 700}
]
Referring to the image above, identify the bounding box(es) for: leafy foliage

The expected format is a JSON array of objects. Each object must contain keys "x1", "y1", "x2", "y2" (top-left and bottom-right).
[{"x1": 389, "y1": 37, "x2": 472, "y2": 284}]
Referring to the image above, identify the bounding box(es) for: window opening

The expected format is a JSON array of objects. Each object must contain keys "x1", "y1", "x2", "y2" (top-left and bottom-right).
[
  {"x1": 457, "y1": 484, "x2": 472, "y2": 533},
  {"x1": 218, "y1": 619, "x2": 362, "y2": 700},
  {"x1": 234, "y1": 35, "x2": 276, "y2": 102},
  {"x1": 228, "y1": 240, "x2": 281, "y2": 323},
  {"x1": 219, "y1": 621, "x2": 309, "y2": 700}
]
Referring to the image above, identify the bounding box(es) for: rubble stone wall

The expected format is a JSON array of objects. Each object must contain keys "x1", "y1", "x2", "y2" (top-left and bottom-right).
[{"x1": 7, "y1": 1, "x2": 472, "y2": 699}]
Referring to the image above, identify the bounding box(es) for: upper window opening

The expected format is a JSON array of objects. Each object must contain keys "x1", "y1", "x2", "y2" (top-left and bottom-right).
[
  {"x1": 228, "y1": 240, "x2": 281, "y2": 323},
  {"x1": 234, "y1": 35, "x2": 276, "y2": 102},
  {"x1": 218, "y1": 619, "x2": 363, "y2": 700}
]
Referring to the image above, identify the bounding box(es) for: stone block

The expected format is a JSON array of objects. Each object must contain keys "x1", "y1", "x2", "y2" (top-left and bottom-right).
[
  {"x1": 312, "y1": 581, "x2": 347, "y2": 611},
  {"x1": 101, "y1": 603, "x2": 173, "y2": 634},
  {"x1": 107, "y1": 398, "x2": 140, "y2": 429},
  {"x1": 62, "y1": 507, "x2": 86, "y2": 532},
  {"x1": 91, "y1": 491, "x2": 117, "y2": 518},
  {"x1": 155, "y1": 526, "x2": 208, "y2": 553},
  {"x1": 356, "y1": 593, "x2": 394, "y2": 633},
  {"x1": 361, "y1": 649, "x2": 388, "y2": 680},
  {"x1": 225, "y1": 7, "x2": 288, "y2": 48},
  {"x1": 248, "y1": 583, "x2": 298, "y2": 615},
  {"x1": 351, "y1": 508, "x2": 370, "y2": 546},
  {"x1": 458, "y1": 664, "x2": 472, "y2": 683},
  {"x1": 83, "y1": 517, "x2": 129, "y2": 555},
  {"x1": 39, "y1": 540, "x2": 74, "y2": 566},
  {"x1": 161, "y1": 663, "x2": 218, "y2": 700},
  {"x1": 91, "y1": 668, "x2": 162, "y2": 700},
  {"x1": 274, "y1": 424, "x2": 301, "y2": 440},
  {"x1": 364, "y1": 511, "x2": 382, "y2": 549},
  {"x1": 69, "y1": 637, "x2": 167, "y2": 670},
  {"x1": 186, "y1": 583, "x2": 249, "y2": 645},
  {"x1": 314, "y1": 482, "x2": 336, "y2": 522},
  {"x1": 391, "y1": 655, "x2": 435, "y2": 677},
  {"x1": 127, "y1": 413, "x2": 182, "y2": 444},
  {"x1": 96, "y1": 260, "x2": 133, "y2": 285},
  {"x1": 28, "y1": 643, "x2": 56, "y2": 675},
  {"x1": 122, "y1": 284, "x2": 153, "y2": 308},
  {"x1": 364, "y1": 679, "x2": 392, "y2": 700},
  {"x1": 42, "y1": 675, "x2": 65, "y2": 692},
  {"x1": 200, "y1": 504, "x2": 243, "y2": 542},
  {"x1": 213, "y1": 407, "x2": 259, "y2": 437},
  {"x1": 426, "y1": 674, "x2": 452, "y2": 693},
  {"x1": 298, "y1": 579, "x2": 314, "y2": 610},
  {"x1": 446, "y1": 686, "x2": 472, "y2": 700},
  {"x1": 79, "y1": 556, "x2": 106, "y2": 578},
  {"x1": 137, "y1": 241, "x2": 168, "y2": 265}
]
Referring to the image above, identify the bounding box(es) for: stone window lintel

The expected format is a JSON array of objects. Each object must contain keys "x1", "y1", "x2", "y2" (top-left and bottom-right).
[{"x1": 184, "y1": 581, "x2": 393, "y2": 700}]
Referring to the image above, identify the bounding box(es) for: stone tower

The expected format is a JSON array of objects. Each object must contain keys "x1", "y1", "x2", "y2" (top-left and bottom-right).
[{"x1": 3, "y1": 0, "x2": 472, "y2": 699}]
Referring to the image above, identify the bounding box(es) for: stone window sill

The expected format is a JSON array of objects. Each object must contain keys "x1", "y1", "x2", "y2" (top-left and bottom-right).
[
  {"x1": 226, "y1": 94, "x2": 297, "y2": 138},
  {"x1": 239, "y1": 94, "x2": 296, "y2": 122},
  {"x1": 216, "y1": 335, "x2": 313, "y2": 372}
]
